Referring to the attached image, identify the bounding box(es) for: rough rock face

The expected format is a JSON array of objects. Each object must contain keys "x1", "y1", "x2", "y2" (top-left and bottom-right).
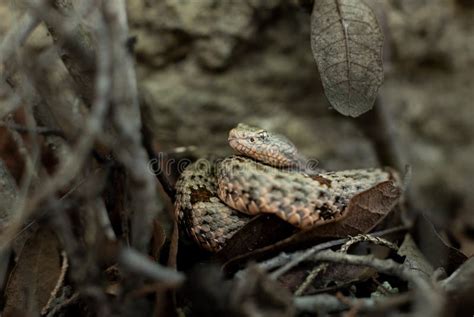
[{"x1": 1, "y1": 0, "x2": 473, "y2": 230}]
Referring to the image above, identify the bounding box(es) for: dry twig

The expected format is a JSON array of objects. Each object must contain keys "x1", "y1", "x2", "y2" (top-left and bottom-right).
[
  {"x1": 267, "y1": 225, "x2": 407, "y2": 279},
  {"x1": 101, "y1": 0, "x2": 162, "y2": 252},
  {"x1": 295, "y1": 250, "x2": 444, "y2": 316}
]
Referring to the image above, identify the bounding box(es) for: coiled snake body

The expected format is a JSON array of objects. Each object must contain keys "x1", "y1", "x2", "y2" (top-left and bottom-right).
[{"x1": 175, "y1": 124, "x2": 399, "y2": 252}]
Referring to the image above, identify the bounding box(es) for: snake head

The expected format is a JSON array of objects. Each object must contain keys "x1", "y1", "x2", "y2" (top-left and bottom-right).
[{"x1": 228, "y1": 123, "x2": 301, "y2": 168}]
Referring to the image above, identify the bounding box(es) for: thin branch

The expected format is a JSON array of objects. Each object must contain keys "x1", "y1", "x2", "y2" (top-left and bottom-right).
[
  {"x1": 294, "y1": 292, "x2": 412, "y2": 314},
  {"x1": 268, "y1": 225, "x2": 407, "y2": 279},
  {"x1": 355, "y1": 97, "x2": 417, "y2": 217},
  {"x1": 296, "y1": 234, "x2": 399, "y2": 295},
  {"x1": 303, "y1": 250, "x2": 445, "y2": 316},
  {"x1": 118, "y1": 248, "x2": 185, "y2": 286},
  {"x1": 45, "y1": 293, "x2": 80, "y2": 317},
  {"x1": 339, "y1": 233, "x2": 399, "y2": 253},
  {"x1": 0, "y1": 13, "x2": 40, "y2": 69},
  {"x1": 102, "y1": 0, "x2": 161, "y2": 252},
  {"x1": 0, "y1": 5, "x2": 112, "y2": 251},
  {"x1": 0, "y1": 122, "x2": 65, "y2": 138},
  {"x1": 140, "y1": 101, "x2": 176, "y2": 201},
  {"x1": 30, "y1": 0, "x2": 96, "y2": 105},
  {"x1": 93, "y1": 198, "x2": 116, "y2": 241},
  {"x1": 294, "y1": 263, "x2": 327, "y2": 296},
  {"x1": 355, "y1": 97, "x2": 404, "y2": 172}
]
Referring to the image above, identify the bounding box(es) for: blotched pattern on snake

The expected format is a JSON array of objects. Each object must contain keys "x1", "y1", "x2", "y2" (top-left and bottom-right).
[{"x1": 175, "y1": 124, "x2": 399, "y2": 252}]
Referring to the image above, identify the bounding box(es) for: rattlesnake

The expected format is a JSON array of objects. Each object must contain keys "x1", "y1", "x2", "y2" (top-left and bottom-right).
[{"x1": 175, "y1": 124, "x2": 399, "y2": 252}]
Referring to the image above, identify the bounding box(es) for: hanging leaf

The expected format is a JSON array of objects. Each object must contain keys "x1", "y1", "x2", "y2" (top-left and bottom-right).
[{"x1": 310, "y1": 0, "x2": 384, "y2": 117}]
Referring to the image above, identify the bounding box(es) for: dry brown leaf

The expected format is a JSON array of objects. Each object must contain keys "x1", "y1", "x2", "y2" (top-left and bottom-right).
[
  {"x1": 318, "y1": 178, "x2": 401, "y2": 236},
  {"x1": 3, "y1": 227, "x2": 64, "y2": 316},
  {"x1": 413, "y1": 213, "x2": 467, "y2": 275},
  {"x1": 398, "y1": 234, "x2": 434, "y2": 280},
  {"x1": 217, "y1": 215, "x2": 296, "y2": 262},
  {"x1": 310, "y1": 0, "x2": 384, "y2": 117}
]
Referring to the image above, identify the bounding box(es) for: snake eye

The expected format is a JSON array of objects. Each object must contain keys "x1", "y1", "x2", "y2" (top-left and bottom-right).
[{"x1": 249, "y1": 137, "x2": 255, "y2": 142}]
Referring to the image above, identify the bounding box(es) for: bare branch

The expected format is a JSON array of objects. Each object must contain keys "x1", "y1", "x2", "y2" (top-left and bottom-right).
[
  {"x1": 0, "y1": 122, "x2": 65, "y2": 138},
  {"x1": 301, "y1": 250, "x2": 444, "y2": 316},
  {"x1": 118, "y1": 248, "x2": 185, "y2": 286},
  {"x1": 0, "y1": 4, "x2": 112, "y2": 251},
  {"x1": 30, "y1": 0, "x2": 97, "y2": 105},
  {"x1": 102, "y1": 0, "x2": 161, "y2": 252},
  {"x1": 295, "y1": 292, "x2": 412, "y2": 314},
  {"x1": 268, "y1": 225, "x2": 407, "y2": 279},
  {"x1": 0, "y1": 13, "x2": 40, "y2": 70}
]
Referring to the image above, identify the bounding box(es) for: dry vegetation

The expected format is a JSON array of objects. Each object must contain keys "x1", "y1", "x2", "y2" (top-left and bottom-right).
[{"x1": 0, "y1": 0, "x2": 473, "y2": 316}]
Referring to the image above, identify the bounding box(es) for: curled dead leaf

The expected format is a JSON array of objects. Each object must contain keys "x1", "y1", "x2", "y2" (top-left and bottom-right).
[
  {"x1": 398, "y1": 234, "x2": 434, "y2": 281},
  {"x1": 413, "y1": 213, "x2": 467, "y2": 275}
]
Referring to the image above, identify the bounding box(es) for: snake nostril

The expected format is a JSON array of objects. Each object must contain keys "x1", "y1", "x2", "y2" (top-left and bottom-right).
[{"x1": 230, "y1": 190, "x2": 239, "y2": 201}]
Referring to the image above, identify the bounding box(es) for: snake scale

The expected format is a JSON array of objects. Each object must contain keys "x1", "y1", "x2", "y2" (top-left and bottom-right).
[{"x1": 175, "y1": 124, "x2": 400, "y2": 252}]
